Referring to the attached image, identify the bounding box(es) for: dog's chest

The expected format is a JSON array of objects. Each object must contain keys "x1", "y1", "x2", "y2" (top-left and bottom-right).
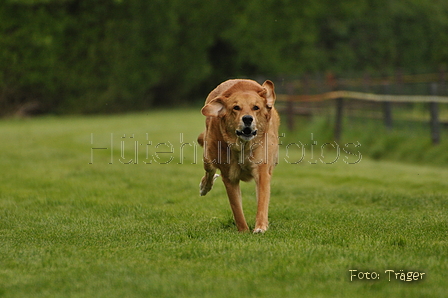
[{"x1": 228, "y1": 151, "x2": 255, "y2": 182}]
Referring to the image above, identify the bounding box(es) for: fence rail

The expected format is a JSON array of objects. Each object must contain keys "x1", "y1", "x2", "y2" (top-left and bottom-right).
[
  {"x1": 277, "y1": 91, "x2": 448, "y2": 104},
  {"x1": 276, "y1": 71, "x2": 447, "y2": 145}
]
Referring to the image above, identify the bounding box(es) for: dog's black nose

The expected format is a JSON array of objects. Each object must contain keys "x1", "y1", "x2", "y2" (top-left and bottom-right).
[{"x1": 242, "y1": 115, "x2": 253, "y2": 126}]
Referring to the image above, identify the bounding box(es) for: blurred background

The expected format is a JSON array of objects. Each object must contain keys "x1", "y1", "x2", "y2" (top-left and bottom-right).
[{"x1": 1, "y1": 0, "x2": 447, "y2": 116}]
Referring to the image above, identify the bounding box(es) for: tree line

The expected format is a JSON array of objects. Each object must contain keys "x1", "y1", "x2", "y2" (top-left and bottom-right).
[{"x1": 1, "y1": 0, "x2": 447, "y2": 115}]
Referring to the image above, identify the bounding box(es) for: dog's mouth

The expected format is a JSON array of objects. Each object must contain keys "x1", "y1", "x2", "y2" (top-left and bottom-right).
[{"x1": 236, "y1": 127, "x2": 257, "y2": 140}]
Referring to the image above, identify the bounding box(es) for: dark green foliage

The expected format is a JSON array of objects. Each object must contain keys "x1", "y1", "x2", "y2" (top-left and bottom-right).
[{"x1": 1, "y1": 0, "x2": 448, "y2": 114}]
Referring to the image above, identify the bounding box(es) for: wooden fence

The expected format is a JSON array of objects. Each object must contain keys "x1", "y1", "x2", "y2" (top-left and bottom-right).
[{"x1": 277, "y1": 71, "x2": 447, "y2": 144}]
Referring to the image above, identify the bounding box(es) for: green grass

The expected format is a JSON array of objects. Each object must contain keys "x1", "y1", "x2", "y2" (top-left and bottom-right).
[{"x1": 0, "y1": 110, "x2": 447, "y2": 297}]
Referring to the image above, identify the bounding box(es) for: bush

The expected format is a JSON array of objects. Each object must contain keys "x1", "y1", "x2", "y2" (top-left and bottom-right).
[{"x1": 1, "y1": 0, "x2": 448, "y2": 115}]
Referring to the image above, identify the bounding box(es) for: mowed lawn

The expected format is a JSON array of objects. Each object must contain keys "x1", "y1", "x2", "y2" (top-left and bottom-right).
[{"x1": 0, "y1": 109, "x2": 447, "y2": 298}]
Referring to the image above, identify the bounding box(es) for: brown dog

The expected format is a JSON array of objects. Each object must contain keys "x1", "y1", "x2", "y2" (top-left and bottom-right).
[{"x1": 198, "y1": 79, "x2": 280, "y2": 233}]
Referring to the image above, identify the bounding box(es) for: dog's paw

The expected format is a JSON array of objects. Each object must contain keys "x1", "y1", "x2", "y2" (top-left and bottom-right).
[
  {"x1": 199, "y1": 183, "x2": 210, "y2": 196},
  {"x1": 253, "y1": 223, "x2": 268, "y2": 234},
  {"x1": 199, "y1": 180, "x2": 209, "y2": 196},
  {"x1": 253, "y1": 228, "x2": 267, "y2": 234},
  {"x1": 199, "y1": 174, "x2": 219, "y2": 196}
]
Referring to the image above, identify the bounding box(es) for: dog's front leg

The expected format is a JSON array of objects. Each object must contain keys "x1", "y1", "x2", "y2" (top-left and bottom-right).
[
  {"x1": 199, "y1": 164, "x2": 219, "y2": 196},
  {"x1": 254, "y1": 165, "x2": 272, "y2": 233},
  {"x1": 222, "y1": 177, "x2": 249, "y2": 232}
]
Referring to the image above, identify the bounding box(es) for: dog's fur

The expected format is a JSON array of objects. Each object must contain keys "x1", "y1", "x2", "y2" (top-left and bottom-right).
[{"x1": 198, "y1": 79, "x2": 280, "y2": 233}]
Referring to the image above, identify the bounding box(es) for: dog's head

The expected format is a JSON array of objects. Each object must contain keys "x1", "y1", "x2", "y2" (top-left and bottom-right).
[{"x1": 202, "y1": 80, "x2": 276, "y2": 142}]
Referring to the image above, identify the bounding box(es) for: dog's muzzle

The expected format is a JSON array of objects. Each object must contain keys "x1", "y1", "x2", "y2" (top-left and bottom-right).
[
  {"x1": 236, "y1": 115, "x2": 257, "y2": 140},
  {"x1": 236, "y1": 127, "x2": 257, "y2": 138}
]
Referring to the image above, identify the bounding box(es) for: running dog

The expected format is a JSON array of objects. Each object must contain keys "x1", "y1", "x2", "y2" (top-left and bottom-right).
[{"x1": 198, "y1": 79, "x2": 280, "y2": 233}]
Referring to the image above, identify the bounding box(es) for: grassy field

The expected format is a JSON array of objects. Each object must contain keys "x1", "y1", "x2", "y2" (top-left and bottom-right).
[{"x1": 0, "y1": 109, "x2": 447, "y2": 297}]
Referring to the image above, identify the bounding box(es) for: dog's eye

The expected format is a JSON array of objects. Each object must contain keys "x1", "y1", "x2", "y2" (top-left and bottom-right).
[
  {"x1": 253, "y1": 105, "x2": 260, "y2": 111},
  {"x1": 233, "y1": 105, "x2": 241, "y2": 111}
]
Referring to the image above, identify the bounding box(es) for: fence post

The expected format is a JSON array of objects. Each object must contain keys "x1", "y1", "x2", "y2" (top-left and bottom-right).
[
  {"x1": 395, "y1": 68, "x2": 403, "y2": 94},
  {"x1": 430, "y1": 82, "x2": 440, "y2": 145},
  {"x1": 327, "y1": 72, "x2": 343, "y2": 141},
  {"x1": 382, "y1": 80, "x2": 393, "y2": 130},
  {"x1": 286, "y1": 83, "x2": 295, "y2": 131},
  {"x1": 363, "y1": 72, "x2": 371, "y2": 92},
  {"x1": 334, "y1": 97, "x2": 344, "y2": 141}
]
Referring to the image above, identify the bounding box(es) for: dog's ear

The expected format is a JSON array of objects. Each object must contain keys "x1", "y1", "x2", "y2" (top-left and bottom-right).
[
  {"x1": 201, "y1": 97, "x2": 226, "y2": 117},
  {"x1": 260, "y1": 80, "x2": 276, "y2": 109}
]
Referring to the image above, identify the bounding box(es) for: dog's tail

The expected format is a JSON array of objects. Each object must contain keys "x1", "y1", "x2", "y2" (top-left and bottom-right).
[{"x1": 197, "y1": 131, "x2": 205, "y2": 147}]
